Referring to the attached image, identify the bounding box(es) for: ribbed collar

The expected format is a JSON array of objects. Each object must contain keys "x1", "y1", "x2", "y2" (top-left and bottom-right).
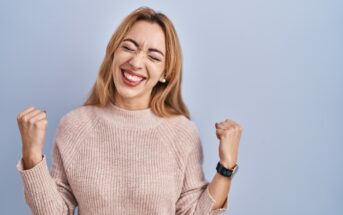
[{"x1": 101, "y1": 101, "x2": 163, "y2": 129}]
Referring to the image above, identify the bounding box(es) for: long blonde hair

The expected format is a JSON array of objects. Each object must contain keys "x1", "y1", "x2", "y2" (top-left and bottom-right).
[{"x1": 83, "y1": 6, "x2": 190, "y2": 119}]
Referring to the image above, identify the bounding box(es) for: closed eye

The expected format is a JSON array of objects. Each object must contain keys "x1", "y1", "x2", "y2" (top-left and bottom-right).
[
  {"x1": 149, "y1": 56, "x2": 161, "y2": 62},
  {"x1": 122, "y1": 45, "x2": 134, "y2": 51},
  {"x1": 122, "y1": 44, "x2": 161, "y2": 62}
]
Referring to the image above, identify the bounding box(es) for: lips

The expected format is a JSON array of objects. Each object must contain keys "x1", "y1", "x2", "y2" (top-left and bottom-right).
[
  {"x1": 120, "y1": 69, "x2": 146, "y2": 87},
  {"x1": 120, "y1": 68, "x2": 147, "y2": 79}
]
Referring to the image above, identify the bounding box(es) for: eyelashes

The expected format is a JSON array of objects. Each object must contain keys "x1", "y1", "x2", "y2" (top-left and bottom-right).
[
  {"x1": 149, "y1": 56, "x2": 161, "y2": 62},
  {"x1": 122, "y1": 45, "x2": 161, "y2": 62},
  {"x1": 123, "y1": 45, "x2": 134, "y2": 51}
]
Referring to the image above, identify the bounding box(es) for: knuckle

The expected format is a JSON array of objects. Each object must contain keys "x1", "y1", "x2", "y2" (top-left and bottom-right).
[
  {"x1": 22, "y1": 116, "x2": 28, "y2": 122},
  {"x1": 29, "y1": 119, "x2": 35, "y2": 125}
]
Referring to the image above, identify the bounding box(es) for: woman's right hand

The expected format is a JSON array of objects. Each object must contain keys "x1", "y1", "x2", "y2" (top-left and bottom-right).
[{"x1": 17, "y1": 106, "x2": 48, "y2": 169}]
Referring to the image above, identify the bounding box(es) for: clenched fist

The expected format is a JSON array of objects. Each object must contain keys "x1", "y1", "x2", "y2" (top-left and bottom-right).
[
  {"x1": 17, "y1": 106, "x2": 48, "y2": 169},
  {"x1": 215, "y1": 119, "x2": 243, "y2": 170}
]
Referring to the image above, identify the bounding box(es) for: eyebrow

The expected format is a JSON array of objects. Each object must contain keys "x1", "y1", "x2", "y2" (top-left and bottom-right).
[{"x1": 122, "y1": 38, "x2": 165, "y2": 57}]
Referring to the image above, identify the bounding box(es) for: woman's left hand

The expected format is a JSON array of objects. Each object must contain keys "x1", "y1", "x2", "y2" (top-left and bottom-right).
[{"x1": 215, "y1": 119, "x2": 243, "y2": 169}]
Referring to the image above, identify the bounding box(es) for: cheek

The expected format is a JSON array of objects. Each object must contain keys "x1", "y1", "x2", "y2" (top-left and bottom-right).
[
  {"x1": 111, "y1": 52, "x2": 130, "y2": 75},
  {"x1": 146, "y1": 65, "x2": 164, "y2": 83},
  {"x1": 113, "y1": 51, "x2": 130, "y2": 65}
]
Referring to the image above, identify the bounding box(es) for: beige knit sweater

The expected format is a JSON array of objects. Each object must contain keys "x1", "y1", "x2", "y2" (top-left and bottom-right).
[{"x1": 16, "y1": 101, "x2": 229, "y2": 215}]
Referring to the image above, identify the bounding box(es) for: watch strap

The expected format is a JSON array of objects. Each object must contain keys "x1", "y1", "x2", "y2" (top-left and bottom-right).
[{"x1": 216, "y1": 161, "x2": 238, "y2": 178}]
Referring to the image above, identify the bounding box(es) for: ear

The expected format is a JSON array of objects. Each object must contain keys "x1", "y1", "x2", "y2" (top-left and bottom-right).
[{"x1": 159, "y1": 73, "x2": 167, "y2": 83}]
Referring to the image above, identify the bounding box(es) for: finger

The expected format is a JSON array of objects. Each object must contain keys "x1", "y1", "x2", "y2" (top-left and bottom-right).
[
  {"x1": 31, "y1": 111, "x2": 47, "y2": 121},
  {"x1": 224, "y1": 120, "x2": 238, "y2": 127},
  {"x1": 219, "y1": 123, "x2": 231, "y2": 130},
  {"x1": 224, "y1": 121, "x2": 242, "y2": 131},
  {"x1": 215, "y1": 122, "x2": 227, "y2": 129},
  {"x1": 218, "y1": 126, "x2": 237, "y2": 137},
  {"x1": 23, "y1": 109, "x2": 41, "y2": 122},
  {"x1": 23, "y1": 108, "x2": 39, "y2": 117},
  {"x1": 216, "y1": 123, "x2": 233, "y2": 131},
  {"x1": 216, "y1": 129, "x2": 226, "y2": 136},
  {"x1": 216, "y1": 132, "x2": 221, "y2": 139},
  {"x1": 216, "y1": 128, "x2": 226, "y2": 138},
  {"x1": 22, "y1": 106, "x2": 35, "y2": 115},
  {"x1": 215, "y1": 126, "x2": 226, "y2": 135},
  {"x1": 36, "y1": 118, "x2": 48, "y2": 128},
  {"x1": 216, "y1": 127, "x2": 228, "y2": 133},
  {"x1": 217, "y1": 122, "x2": 229, "y2": 129},
  {"x1": 225, "y1": 119, "x2": 238, "y2": 125},
  {"x1": 18, "y1": 106, "x2": 35, "y2": 119}
]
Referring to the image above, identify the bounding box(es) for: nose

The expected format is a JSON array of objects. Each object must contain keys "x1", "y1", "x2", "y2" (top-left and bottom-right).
[{"x1": 128, "y1": 52, "x2": 144, "y2": 70}]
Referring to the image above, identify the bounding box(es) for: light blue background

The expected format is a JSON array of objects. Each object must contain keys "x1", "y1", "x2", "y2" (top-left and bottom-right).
[{"x1": 1, "y1": 0, "x2": 342, "y2": 214}]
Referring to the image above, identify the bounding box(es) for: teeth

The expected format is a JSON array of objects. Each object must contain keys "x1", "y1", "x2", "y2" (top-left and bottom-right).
[{"x1": 123, "y1": 70, "x2": 144, "y2": 82}]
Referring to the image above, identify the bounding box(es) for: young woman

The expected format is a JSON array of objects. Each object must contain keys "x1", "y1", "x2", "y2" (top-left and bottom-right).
[{"x1": 16, "y1": 6, "x2": 242, "y2": 215}]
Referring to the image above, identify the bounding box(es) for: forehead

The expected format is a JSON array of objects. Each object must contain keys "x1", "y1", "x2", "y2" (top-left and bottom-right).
[{"x1": 124, "y1": 20, "x2": 166, "y2": 52}]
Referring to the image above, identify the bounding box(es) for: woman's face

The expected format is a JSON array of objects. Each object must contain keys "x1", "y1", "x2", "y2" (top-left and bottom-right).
[{"x1": 111, "y1": 20, "x2": 166, "y2": 108}]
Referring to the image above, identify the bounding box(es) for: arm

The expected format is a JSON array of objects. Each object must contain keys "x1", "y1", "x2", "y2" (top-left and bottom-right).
[
  {"x1": 209, "y1": 119, "x2": 243, "y2": 211},
  {"x1": 175, "y1": 123, "x2": 229, "y2": 215},
  {"x1": 208, "y1": 162, "x2": 235, "y2": 210},
  {"x1": 16, "y1": 119, "x2": 78, "y2": 215}
]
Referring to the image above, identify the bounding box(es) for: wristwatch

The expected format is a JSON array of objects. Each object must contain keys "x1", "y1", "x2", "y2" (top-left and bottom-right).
[{"x1": 216, "y1": 161, "x2": 239, "y2": 178}]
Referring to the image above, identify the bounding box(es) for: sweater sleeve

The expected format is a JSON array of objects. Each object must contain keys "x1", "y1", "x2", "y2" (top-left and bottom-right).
[
  {"x1": 16, "y1": 119, "x2": 78, "y2": 215},
  {"x1": 175, "y1": 122, "x2": 229, "y2": 215}
]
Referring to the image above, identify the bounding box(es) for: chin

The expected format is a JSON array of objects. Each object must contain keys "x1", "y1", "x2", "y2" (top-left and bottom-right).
[{"x1": 115, "y1": 87, "x2": 143, "y2": 100}]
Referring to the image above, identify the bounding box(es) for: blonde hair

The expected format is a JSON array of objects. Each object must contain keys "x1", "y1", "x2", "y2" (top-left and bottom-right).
[{"x1": 83, "y1": 6, "x2": 190, "y2": 119}]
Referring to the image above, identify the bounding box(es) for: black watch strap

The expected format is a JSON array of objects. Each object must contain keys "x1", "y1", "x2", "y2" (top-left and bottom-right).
[{"x1": 216, "y1": 161, "x2": 238, "y2": 178}]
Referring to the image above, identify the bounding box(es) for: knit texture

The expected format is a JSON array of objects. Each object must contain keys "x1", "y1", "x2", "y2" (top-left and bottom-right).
[{"x1": 16, "y1": 101, "x2": 229, "y2": 215}]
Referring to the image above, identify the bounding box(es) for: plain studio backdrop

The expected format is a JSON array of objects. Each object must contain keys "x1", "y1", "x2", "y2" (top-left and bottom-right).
[{"x1": 1, "y1": 0, "x2": 342, "y2": 214}]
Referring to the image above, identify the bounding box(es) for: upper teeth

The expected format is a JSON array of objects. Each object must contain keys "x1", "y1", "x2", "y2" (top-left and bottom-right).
[{"x1": 123, "y1": 70, "x2": 144, "y2": 82}]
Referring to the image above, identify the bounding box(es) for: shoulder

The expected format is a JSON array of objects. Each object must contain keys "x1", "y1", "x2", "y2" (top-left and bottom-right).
[
  {"x1": 161, "y1": 114, "x2": 199, "y2": 137},
  {"x1": 59, "y1": 104, "x2": 97, "y2": 124},
  {"x1": 160, "y1": 115, "x2": 201, "y2": 165},
  {"x1": 55, "y1": 104, "x2": 100, "y2": 144}
]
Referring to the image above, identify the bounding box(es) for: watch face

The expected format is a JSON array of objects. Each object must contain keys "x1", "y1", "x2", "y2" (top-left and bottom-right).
[{"x1": 231, "y1": 165, "x2": 239, "y2": 177}]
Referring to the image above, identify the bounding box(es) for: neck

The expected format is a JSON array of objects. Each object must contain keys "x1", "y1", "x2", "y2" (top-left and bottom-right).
[
  {"x1": 113, "y1": 94, "x2": 150, "y2": 111},
  {"x1": 100, "y1": 100, "x2": 162, "y2": 129}
]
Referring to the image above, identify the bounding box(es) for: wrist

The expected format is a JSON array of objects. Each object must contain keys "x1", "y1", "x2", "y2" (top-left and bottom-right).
[
  {"x1": 216, "y1": 161, "x2": 239, "y2": 179},
  {"x1": 22, "y1": 155, "x2": 43, "y2": 170},
  {"x1": 22, "y1": 147, "x2": 42, "y2": 157},
  {"x1": 22, "y1": 152, "x2": 43, "y2": 170},
  {"x1": 220, "y1": 160, "x2": 237, "y2": 170}
]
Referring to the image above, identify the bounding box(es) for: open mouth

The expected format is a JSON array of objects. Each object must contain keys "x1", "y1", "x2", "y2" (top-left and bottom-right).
[{"x1": 120, "y1": 69, "x2": 147, "y2": 87}]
